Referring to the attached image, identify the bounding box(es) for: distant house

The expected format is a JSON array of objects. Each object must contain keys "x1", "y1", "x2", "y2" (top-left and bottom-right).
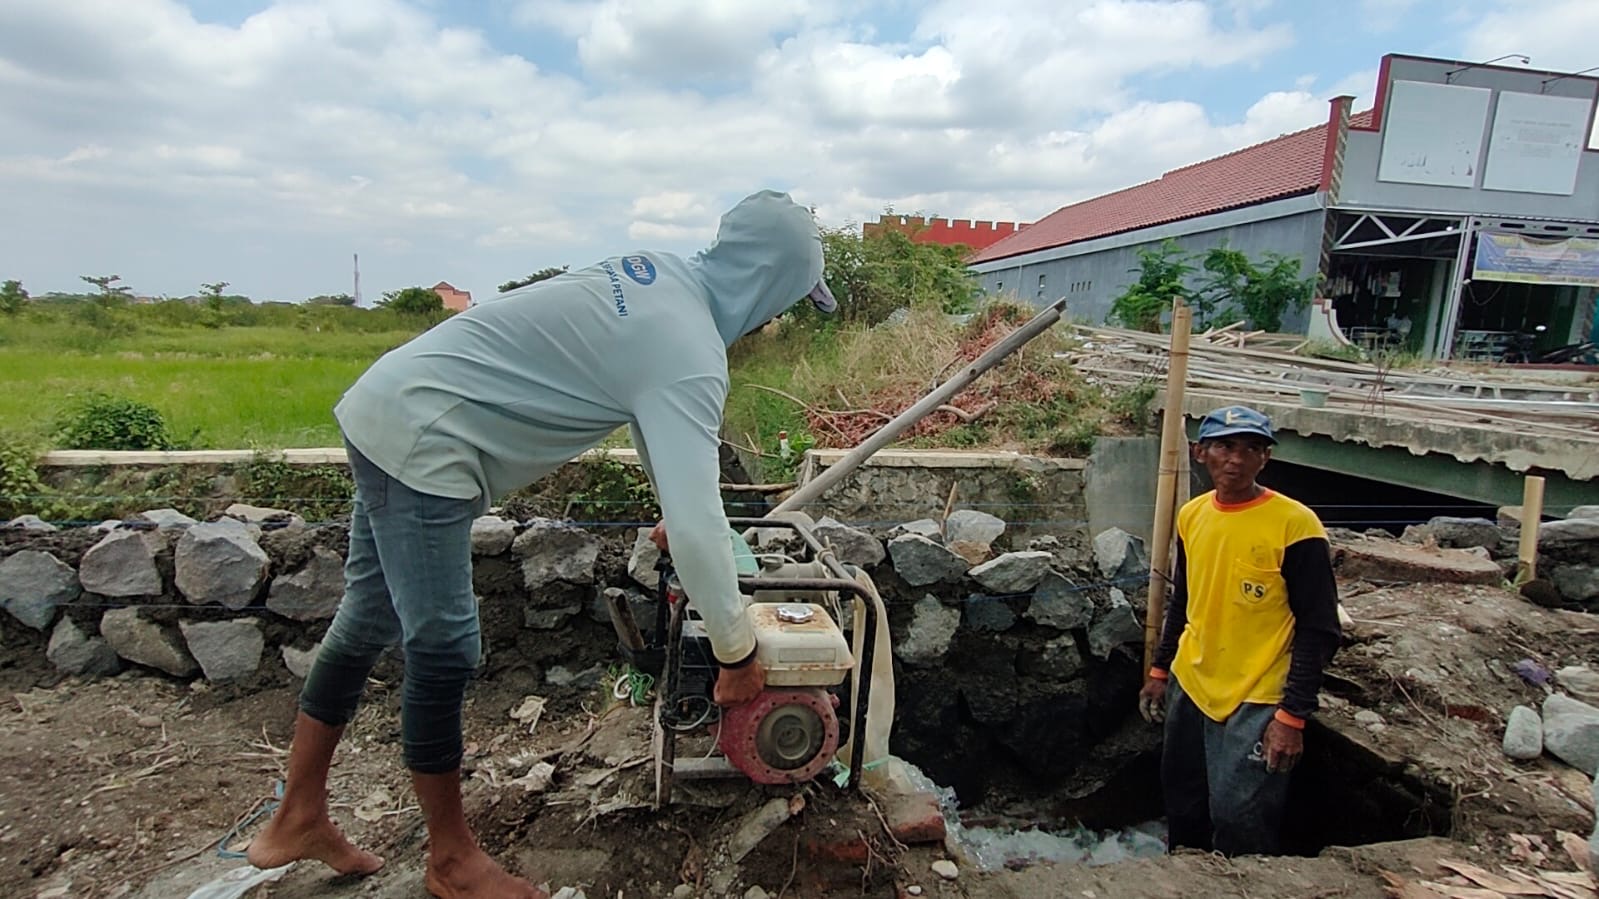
[
  {"x1": 970, "y1": 53, "x2": 1599, "y2": 360},
  {"x1": 432, "y1": 281, "x2": 472, "y2": 312}
]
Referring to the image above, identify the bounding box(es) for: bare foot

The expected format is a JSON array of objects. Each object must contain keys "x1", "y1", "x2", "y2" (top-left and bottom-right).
[
  {"x1": 246, "y1": 811, "x2": 385, "y2": 876},
  {"x1": 425, "y1": 846, "x2": 546, "y2": 899}
]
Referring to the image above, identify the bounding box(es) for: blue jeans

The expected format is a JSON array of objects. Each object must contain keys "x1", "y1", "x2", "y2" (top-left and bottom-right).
[
  {"x1": 1160, "y1": 676, "x2": 1290, "y2": 856},
  {"x1": 299, "y1": 442, "x2": 481, "y2": 774}
]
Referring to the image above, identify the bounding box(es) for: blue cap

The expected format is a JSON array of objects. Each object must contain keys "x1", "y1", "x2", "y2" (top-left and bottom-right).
[{"x1": 1196, "y1": 405, "x2": 1276, "y2": 444}]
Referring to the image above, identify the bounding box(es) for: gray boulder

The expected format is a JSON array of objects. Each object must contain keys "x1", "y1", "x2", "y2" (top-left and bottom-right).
[
  {"x1": 969, "y1": 551, "x2": 1052, "y2": 594},
  {"x1": 964, "y1": 595, "x2": 1017, "y2": 632},
  {"x1": 282, "y1": 642, "x2": 321, "y2": 679},
  {"x1": 1555, "y1": 666, "x2": 1599, "y2": 706},
  {"x1": 4, "y1": 514, "x2": 56, "y2": 532},
  {"x1": 180, "y1": 619, "x2": 264, "y2": 683},
  {"x1": 470, "y1": 516, "x2": 515, "y2": 556},
  {"x1": 134, "y1": 508, "x2": 197, "y2": 532},
  {"x1": 1037, "y1": 635, "x2": 1084, "y2": 678},
  {"x1": 0, "y1": 550, "x2": 80, "y2": 629},
  {"x1": 886, "y1": 534, "x2": 969, "y2": 586},
  {"x1": 1093, "y1": 528, "x2": 1148, "y2": 581},
  {"x1": 1024, "y1": 570, "x2": 1095, "y2": 631},
  {"x1": 46, "y1": 618, "x2": 121, "y2": 677},
  {"x1": 1540, "y1": 519, "x2": 1599, "y2": 549},
  {"x1": 627, "y1": 527, "x2": 662, "y2": 589},
  {"x1": 1567, "y1": 505, "x2": 1599, "y2": 521},
  {"x1": 1501, "y1": 705, "x2": 1543, "y2": 760},
  {"x1": 224, "y1": 503, "x2": 306, "y2": 531},
  {"x1": 886, "y1": 519, "x2": 942, "y2": 541},
  {"x1": 175, "y1": 520, "x2": 270, "y2": 609},
  {"x1": 513, "y1": 519, "x2": 600, "y2": 589},
  {"x1": 813, "y1": 517, "x2": 885, "y2": 568},
  {"x1": 1541, "y1": 692, "x2": 1599, "y2": 773},
  {"x1": 266, "y1": 546, "x2": 345, "y2": 620},
  {"x1": 79, "y1": 530, "x2": 163, "y2": 597},
  {"x1": 1422, "y1": 517, "x2": 1503, "y2": 550},
  {"x1": 944, "y1": 510, "x2": 1006, "y2": 549},
  {"x1": 896, "y1": 596, "x2": 959, "y2": 664},
  {"x1": 1551, "y1": 565, "x2": 1599, "y2": 602},
  {"x1": 1088, "y1": 588, "x2": 1145, "y2": 660},
  {"x1": 101, "y1": 608, "x2": 198, "y2": 677}
]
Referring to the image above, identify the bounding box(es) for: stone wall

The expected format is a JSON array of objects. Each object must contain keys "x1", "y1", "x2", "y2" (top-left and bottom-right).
[{"x1": 0, "y1": 502, "x2": 1161, "y2": 814}]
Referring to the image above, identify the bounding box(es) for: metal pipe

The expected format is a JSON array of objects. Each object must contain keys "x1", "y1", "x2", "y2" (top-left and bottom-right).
[
  {"x1": 754, "y1": 297, "x2": 1069, "y2": 524},
  {"x1": 1436, "y1": 217, "x2": 1476, "y2": 361}
]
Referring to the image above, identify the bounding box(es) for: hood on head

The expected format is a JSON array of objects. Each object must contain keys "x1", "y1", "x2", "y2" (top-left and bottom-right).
[{"x1": 688, "y1": 190, "x2": 825, "y2": 346}]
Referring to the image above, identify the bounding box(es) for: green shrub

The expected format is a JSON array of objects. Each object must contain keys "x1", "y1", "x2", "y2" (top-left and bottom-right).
[
  {"x1": 54, "y1": 393, "x2": 180, "y2": 451},
  {"x1": 0, "y1": 436, "x2": 51, "y2": 519}
]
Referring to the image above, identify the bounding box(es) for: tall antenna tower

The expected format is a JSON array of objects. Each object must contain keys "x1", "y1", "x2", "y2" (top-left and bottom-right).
[{"x1": 353, "y1": 253, "x2": 362, "y2": 307}]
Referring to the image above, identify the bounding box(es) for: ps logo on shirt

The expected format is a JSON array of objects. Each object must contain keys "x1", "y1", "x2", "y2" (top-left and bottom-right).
[
  {"x1": 1240, "y1": 579, "x2": 1267, "y2": 600},
  {"x1": 621, "y1": 255, "x2": 657, "y2": 286}
]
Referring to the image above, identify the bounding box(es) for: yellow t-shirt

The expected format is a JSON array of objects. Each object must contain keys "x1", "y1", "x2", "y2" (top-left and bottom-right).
[{"x1": 1171, "y1": 490, "x2": 1326, "y2": 722}]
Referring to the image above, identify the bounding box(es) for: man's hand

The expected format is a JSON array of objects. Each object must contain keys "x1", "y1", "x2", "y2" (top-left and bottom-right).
[
  {"x1": 714, "y1": 662, "x2": 765, "y2": 707},
  {"x1": 1261, "y1": 719, "x2": 1304, "y2": 774},
  {"x1": 1137, "y1": 678, "x2": 1168, "y2": 724},
  {"x1": 649, "y1": 521, "x2": 669, "y2": 554}
]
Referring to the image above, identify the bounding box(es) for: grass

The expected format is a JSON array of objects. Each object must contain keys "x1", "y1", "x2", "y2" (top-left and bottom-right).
[
  {"x1": 0, "y1": 299, "x2": 1157, "y2": 462},
  {"x1": 0, "y1": 312, "x2": 418, "y2": 448}
]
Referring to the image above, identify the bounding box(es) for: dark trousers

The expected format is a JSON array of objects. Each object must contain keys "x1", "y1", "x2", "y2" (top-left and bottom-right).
[
  {"x1": 1161, "y1": 676, "x2": 1290, "y2": 856},
  {"x1": 298, "y1": 442, "x2": 482, "y2": 774}
]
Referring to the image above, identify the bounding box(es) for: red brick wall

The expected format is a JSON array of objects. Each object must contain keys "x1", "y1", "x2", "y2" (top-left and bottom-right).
[{"x1": 863, "y1": 215, "x2": 1030, "y2": 252}]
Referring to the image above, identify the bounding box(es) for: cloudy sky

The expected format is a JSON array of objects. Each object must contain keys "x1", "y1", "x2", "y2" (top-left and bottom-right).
[{"x1": 1, "y1": 0, "x2": 1595, "y2": 303}]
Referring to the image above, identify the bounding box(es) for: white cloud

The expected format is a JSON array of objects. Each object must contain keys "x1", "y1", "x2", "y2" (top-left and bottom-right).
[
  {"x1": 1461, "y1": 0, "x2": 1599, "y2": 73},
  {"x1": 0, "y1": 0, "x2": 1363, "y2": 302}
]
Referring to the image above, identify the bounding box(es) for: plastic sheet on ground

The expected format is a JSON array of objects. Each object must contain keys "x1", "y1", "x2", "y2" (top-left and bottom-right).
[
  {"x1": 956, "y1": 821, "x2": 1168, "y2": 871},
  {"x1": 184, "y1": 863, "x2": 294, "y2": 899}
]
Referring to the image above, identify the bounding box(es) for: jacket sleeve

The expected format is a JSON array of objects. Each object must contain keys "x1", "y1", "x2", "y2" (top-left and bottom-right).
[
  {"x1": 1280, "y1": 536, "x2": 1341, "y2": 719},
  {"x1": 631, "y1": 377, "x2": 756, "y2": 665},
  {"x1": 1150, "y1": 538, "x2": 1188, "y2": 673}
]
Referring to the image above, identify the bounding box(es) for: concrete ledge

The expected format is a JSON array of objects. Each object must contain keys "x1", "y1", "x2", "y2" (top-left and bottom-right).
[
  {"x1": 39, "y1": 447, "x2": 643, "y2": 467},
  {"x1": 804, "y1": 448, "x2": 1086, "y2": 471}
]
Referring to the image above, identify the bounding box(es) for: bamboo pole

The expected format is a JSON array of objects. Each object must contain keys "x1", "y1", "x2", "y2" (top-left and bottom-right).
[
  {"x1": 1514, "y1": 475, "x2": 1546, "y2": 585},
  {"x1": 1143, "y1": 300, "x2": 1193, "y2": 677},
  {"x1": 756, "y1": 297, "x2": 1068, "y2": 526}
]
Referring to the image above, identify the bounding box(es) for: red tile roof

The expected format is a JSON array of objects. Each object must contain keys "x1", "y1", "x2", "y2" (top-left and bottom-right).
[{"x1": 971, "y1": 111, "x2": 1373, "y2": 264}]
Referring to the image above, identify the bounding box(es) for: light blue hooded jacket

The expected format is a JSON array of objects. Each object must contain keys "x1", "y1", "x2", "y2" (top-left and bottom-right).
[{"x1": 334, "y1": 190, "x2": 825, "y2": 664}]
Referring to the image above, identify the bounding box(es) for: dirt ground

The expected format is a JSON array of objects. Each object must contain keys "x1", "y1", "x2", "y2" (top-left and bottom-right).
[{"x1": 1, "y1": 579, "x2": 1596, "y2": 899}]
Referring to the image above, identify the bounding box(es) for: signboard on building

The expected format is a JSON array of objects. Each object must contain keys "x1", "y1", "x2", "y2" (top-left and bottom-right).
[
  {"x1": 1377, "y1": 81, "x2": 1492, "y2": 188},
  {"x1": 1482, "y1": 92, "x2": 1592, "y2": 196},
  {"x1": 1474, "y1": 232, "x2": 1599, "y2": 287}
]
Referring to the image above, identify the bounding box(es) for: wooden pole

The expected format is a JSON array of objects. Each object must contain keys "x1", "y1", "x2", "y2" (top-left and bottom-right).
[
  {"x1": 1143, "y1": 300, "x2": 1193, "y2": 677},
  {"x1": 1514, "y1": 475, "x2": 1546, "y2": 585}
]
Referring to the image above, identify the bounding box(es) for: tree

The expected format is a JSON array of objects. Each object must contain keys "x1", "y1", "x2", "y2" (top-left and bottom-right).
[
  {"x1": 802, "y1": 225, "x2": 979, "y2": 327},
  {"x1": 0, "y1": 280, "x2": 27, "y2": 315},
  {"x1": 200, "y1": 280, "x2": 231, "y2": 314},
  {"x1": 498, "y1": 266, "x2": 569, "y2": 293},
  {"x1": 1108, "y1": 241, "x2": 1194, "y2": 332},
  {"x1": 379, "y1": 286, "x2": 444, "y2": 316},
  {"x1": 1195, "y1": 246, "x2": 1315, "y2": 333},
  {"x1": 81, "y1": 274, "x2": 132, "y2": 307}
]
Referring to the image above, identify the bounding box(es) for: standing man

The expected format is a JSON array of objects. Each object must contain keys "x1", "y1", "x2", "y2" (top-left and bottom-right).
[
  {"x1": 247, "y1": 190, "x2": 837, "y2": 898},
  {"x1": 1137, "y1": 405, "x2": 1341, "y2": 856}
]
